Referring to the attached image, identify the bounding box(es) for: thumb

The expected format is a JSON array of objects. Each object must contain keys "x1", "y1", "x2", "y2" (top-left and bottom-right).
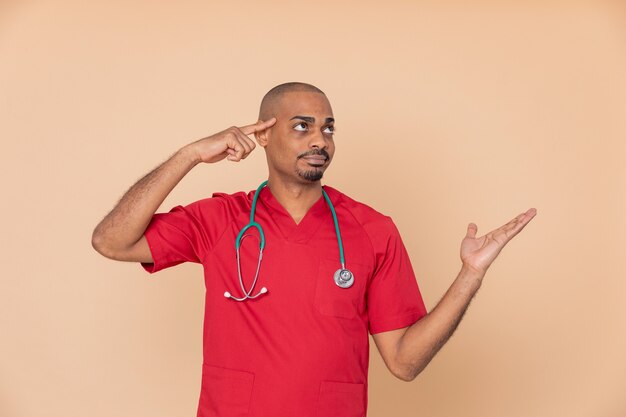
[{"x1": 466, "y1": 223, "x2": 477, "y2": 238}]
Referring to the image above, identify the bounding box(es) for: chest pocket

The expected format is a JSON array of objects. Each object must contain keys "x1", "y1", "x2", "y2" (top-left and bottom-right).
[{"x1": 313, "y1": 257, "x2": 370, "y2": 319}]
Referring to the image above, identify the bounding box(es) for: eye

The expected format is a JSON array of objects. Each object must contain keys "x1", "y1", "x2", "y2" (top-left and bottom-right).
[
  {"x1": 294, "y1": 122, "x2": 307, "y2": 131},
  {"x1": 323, "y1": 125, "x2": 335, "y2": 134}
]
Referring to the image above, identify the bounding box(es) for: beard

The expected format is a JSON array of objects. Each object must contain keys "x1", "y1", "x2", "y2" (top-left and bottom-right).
[
  {"x1": 296, "y1": 166, "x2": 324, "y2": 182},
  {"x1": 295, "y1": 149, "x2": 330, "y2": 182}
]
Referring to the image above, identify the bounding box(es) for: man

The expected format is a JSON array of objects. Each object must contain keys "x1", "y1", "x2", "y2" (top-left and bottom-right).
[{"x1": 91, "y1": 82, "x2": 537, "y2": 417}]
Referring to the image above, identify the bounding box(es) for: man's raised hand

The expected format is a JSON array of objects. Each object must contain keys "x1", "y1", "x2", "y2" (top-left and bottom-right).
[
  {"x1": 188, "y1": 118, "x2": 276, "y2": 164},
  {"x1": 460, "y1": 207, "x2": 537, "y2": 274}
]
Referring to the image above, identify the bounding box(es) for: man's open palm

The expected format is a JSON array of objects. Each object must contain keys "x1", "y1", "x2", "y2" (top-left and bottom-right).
[{"x1": 460, "y1": 208, "x2": 537, "y2": 273}]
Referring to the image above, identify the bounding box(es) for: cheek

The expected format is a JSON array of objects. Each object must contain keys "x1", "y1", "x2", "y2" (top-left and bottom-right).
[
  {"x1": 327, "y1": 142, "x2": 336, "y2": 156},
  {"x1": 269, "y1": 143, "x2": 298, "y2": 164}
]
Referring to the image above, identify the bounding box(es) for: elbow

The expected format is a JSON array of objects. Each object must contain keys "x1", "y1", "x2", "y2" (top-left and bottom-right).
[
  {"x1": 92, "y1": 231, "x2": 140, "y2": 261},
  {"x1": 91, "y1": 233, "x2": 106, "y2": 256},
  {"x1": 393, "y1": 361, "x2": 425, "y2": 382},
  {"x1": 395, "y1": 373, "x2": 411, "y2": 382},
  {"x1": 395, "y1": 370, "x2": 417, "y2": 382},
  {"x1": 396, "y1": 368, "x2": 422, "y2": 382},
  {"x1": 392, "y1": 364, "x2": 416, "y2": 382},
  {"x1": 91, "y1": 231, "x2": 114, "y2": 259}
]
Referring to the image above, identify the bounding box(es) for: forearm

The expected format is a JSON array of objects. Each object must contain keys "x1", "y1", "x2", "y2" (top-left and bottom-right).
[
  {"x1": 91, "y1": 144, "x2": 200, "y2": 254},
  {"x1": 395, "y1": 265, "x2": 486, "y2": 381}
]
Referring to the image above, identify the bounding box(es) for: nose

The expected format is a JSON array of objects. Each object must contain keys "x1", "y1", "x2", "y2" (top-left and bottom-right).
[{"x1": 309, "y1": 129, "x2": 329, "y2": 150}]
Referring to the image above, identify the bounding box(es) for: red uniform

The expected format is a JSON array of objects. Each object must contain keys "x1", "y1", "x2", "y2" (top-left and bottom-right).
[{"x1": 141, "y1": 184, "x2": 428, "y2": 417}]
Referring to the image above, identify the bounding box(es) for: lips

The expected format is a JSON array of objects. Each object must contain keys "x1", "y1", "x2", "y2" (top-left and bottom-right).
[{"x1": 302, "y1": 156, "x2": 327, "y2": 165}]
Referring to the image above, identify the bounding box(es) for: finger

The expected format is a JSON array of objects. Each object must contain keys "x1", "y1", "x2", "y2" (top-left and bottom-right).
[
  {"x1": 244, "y1": 134, "x2": 257, "y2": 149},
  {"x1": 234, "y1": 129, "x2": 255, "y2": 157},
  {"x1": 466, "y1": 223, "x2": 477, "y2": 238},
  {"x1": 225, "y1": 148, "x2": 238, "y2": 161},
  {"x1": 499, "y1": 217, "x2": 523, "y2": 235},
  {"x1": 232, "y1": 132, "x2": 252, "y2": 158},
  {"x1": 503, "y1": 208, "x2": 537, "y2": 238},
  {"x1": 235, "y1": 128, "x2": 256, "y2": 150},
  {"x1": 226, "y1": 138, "x2": 246, "y2": 162},
  {"x1": 498, "y1": 211, "x2": 530, "y2": 233},
  {"x1": 525, "y1": 207, "x2": 538, "y2": 218},
  {"x1": 233, "y1": 138, "x2": 247, "y2": 160},
  {"x1": 509, "y1": 208, "x2": 537, "y2": 229},
  {"x1": 241, "y1": 134, "x2": 257, "y2": 154},
  {"x1": 239, "y1": 117, "x2": 276, "y2": 135}
]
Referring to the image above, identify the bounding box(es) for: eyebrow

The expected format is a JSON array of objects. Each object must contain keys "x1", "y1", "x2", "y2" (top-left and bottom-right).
[{"x1": 290, "y1": 115, "x2": 335, "y2": 124}]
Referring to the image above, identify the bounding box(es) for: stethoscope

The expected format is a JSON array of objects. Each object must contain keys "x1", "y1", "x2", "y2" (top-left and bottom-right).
[{"x1": 224, "y1": 180, "x2": 354, "y2": 301}]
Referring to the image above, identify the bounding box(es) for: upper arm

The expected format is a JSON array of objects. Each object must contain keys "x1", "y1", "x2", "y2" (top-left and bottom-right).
[
  {"x1": 371, "y1": 325, "x2": 410, "y2": 380},
  {"x1": 95, "y1": 234, "x2": 154, "y2": 263},
  {"x1": 365, "y1": 217, "x2": 428, "y2": 335},
  {"x1": 123, "y1": 235, "x2": 154, "y2": 263}
]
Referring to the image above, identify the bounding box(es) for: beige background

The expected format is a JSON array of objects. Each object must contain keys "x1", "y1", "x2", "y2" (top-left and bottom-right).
[{"x1": 1, "y1": 1, "x2": 625, "y2": 416}]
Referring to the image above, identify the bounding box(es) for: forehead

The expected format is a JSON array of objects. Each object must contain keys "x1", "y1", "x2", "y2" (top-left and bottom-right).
[{"x1": 275, "y1": 91, "x2": 333, "y2": 118}]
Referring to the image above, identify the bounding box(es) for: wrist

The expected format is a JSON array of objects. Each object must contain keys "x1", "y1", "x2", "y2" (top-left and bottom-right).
[
  {"x1": 460, "y1": 263, "x2": 487, "y2": 284},
  {"x1": 461, "y1": 260, "x2": 488, "y2": 274},
  {"x1": 178, "y1": 144, "x2": 202, "y2": 166}
]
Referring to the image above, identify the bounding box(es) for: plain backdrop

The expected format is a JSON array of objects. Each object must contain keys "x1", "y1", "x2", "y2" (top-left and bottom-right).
[{"x1": 1, "y1": 1, "x2": 625, "y2": 416}]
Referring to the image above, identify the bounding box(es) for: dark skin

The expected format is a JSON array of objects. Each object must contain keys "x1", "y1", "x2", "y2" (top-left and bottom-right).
[
  {"x1": 253, "y1": 90, "x2": 336, "y2": 224},
  {"x1": 92, "y1": 88, "x2": 537, "y2": 382},
  {"x1": 90, "y1": 89, "x2": 335, "y2": 261}
]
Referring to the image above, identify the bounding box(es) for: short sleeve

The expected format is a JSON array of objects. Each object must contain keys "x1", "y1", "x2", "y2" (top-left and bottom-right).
[
  {"x1": 140, "y1": 197, "x2": 227, "y2": 274},
  {"x1": 367, "y1": 217, "x2": 428, "y2": 334}
]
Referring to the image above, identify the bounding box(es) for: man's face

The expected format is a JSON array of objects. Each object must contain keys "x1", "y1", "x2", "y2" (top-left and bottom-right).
[{"x1": 261, "y1": 91, "x2": 335, "y2": 184}]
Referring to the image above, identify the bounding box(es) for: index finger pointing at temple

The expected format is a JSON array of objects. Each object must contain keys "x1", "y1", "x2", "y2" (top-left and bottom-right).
[{"x1": 239, "y1": 117, "x2": 276, "y2": 135}]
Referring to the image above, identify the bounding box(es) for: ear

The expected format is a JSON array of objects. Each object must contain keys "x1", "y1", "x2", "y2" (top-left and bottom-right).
[{"x1": 254, "y1": 119, "x2": 271, "y2": 148}]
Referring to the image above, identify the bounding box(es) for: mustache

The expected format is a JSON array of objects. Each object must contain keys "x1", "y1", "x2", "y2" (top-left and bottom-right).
[{"x1": 298, "y1": 149, "x2": 330, "y2": 160}]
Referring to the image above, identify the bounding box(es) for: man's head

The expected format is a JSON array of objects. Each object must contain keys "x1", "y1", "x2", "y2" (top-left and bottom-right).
[{"x1": 255, "y1": 82, "x2": 335, "y2": 184}]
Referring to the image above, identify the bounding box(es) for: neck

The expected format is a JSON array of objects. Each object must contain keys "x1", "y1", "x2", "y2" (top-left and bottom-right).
[{"x1": 265, "y1": 176, "x2": 323, "y2": 224}]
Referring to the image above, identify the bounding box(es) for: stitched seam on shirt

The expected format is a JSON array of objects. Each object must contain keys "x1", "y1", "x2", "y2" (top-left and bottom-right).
[
  {"x1": 342, "y1": 207, "x2": 378, "y2": 269},
  {"x1": 199, "y1": 198, "x2": 235, "y2": 265},
  {"x1": 369, "y1": 310, "x2": 424, "y2": 326},
  {"x1": 201, "y1": 220, "x2": 231, "y2": 264},
  {"x1": 345, "y1": 210, "x2": 393, "y2": 279},
  {"x1": 142, "y1": 225, "x2": 163, "y2": 272},
  {"x1": 159, "y1": 220, "x2": 203, "y2": 262},
  {"x1": 369, "y1": 310, "x2": 425, "y2": 333},
  {"x1": 161, "y1": 201, "x2": 227, "y2": 264},
  {"x1": 183, "y1": 206, "x2": 216, "y2": 261}
]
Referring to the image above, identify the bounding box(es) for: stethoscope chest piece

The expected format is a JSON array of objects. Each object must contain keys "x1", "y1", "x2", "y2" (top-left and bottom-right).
[{"x1": 334, "y1": 268, "x2": 354, "y2": 288}]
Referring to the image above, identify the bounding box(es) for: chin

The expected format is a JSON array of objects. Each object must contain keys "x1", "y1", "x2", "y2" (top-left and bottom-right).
[{"x1": 297, "y1": 168, "x2": 325, "y2": 182}]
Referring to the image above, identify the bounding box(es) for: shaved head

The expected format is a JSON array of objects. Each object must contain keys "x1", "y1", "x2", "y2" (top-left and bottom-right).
[
  {"x1": 253, "y1": 82, "x2": 335, "y2": 185},
  {"x1": 258, "y1": 82, "x2": 326, "y2": 121}
]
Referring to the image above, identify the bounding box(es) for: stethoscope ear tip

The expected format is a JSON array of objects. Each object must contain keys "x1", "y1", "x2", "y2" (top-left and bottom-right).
[
  {"x1": 224, "y1": 291, "x2": 231, "y2": 298},
  {"x1": 260, "y1": 287, "x2": 268, "y2": 294}
]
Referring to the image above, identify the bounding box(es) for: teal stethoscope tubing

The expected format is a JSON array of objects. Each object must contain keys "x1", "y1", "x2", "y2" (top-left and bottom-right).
[{"x1": 224, "y1": 180, "x2": 351, "y2": 301}]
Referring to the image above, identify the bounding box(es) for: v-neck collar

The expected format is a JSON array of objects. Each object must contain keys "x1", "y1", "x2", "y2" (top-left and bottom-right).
[{"x1": 257, "y1": 184, "x2": 335, "y2": 243}]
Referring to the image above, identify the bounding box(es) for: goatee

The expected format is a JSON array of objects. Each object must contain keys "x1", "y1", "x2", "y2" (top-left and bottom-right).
[{"x1": 298, "y1": 168, "x2": 324, "y2": 182}]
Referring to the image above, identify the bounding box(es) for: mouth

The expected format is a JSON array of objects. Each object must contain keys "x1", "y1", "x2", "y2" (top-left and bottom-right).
[{"x1": 301, "y1": 156, "x2": 328, "y2": 166}]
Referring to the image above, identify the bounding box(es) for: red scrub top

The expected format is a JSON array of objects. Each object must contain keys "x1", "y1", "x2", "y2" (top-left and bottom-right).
[{"x1": 140, "y1": 184, "x2": 428, "y2": 417}]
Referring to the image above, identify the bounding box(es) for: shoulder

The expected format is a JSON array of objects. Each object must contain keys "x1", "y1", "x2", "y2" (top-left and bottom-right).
[
  {"x1": 209, "y1": 189, "x2": 252, "y2": 209},
  {"x1": 182, "y1": 189, "x2": 252, "y2": 218},
  {"x1": 324, "y1": 185, "x2": 397, "y2": 235}
]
